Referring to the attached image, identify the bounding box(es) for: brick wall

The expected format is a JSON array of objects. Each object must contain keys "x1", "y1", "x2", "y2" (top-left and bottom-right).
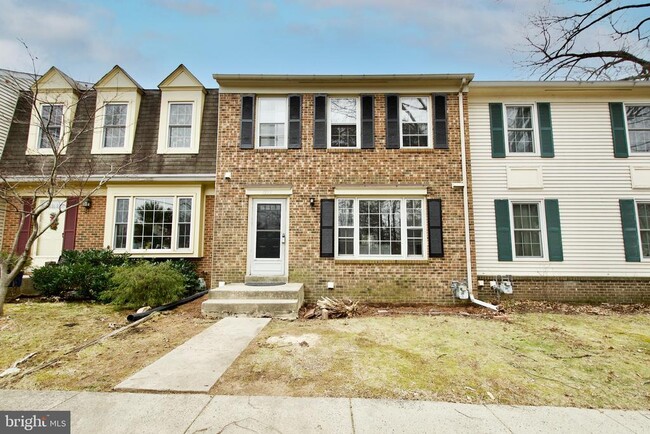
[
  {"x1": 2, "y1": 198, "x2": 21, "y2": 253},
  {"x1": 476, "y1": 276, "x2": 650, "y2": 304},
  {"x1": 213, "y1": 92, "x2": 477, "y2": 303},
  {"x1": 75, "y1": 196, "x2": 106, "y2": 250},
  {"x1": 195, "y1": 194, "x2": 214, "y2": 286}
]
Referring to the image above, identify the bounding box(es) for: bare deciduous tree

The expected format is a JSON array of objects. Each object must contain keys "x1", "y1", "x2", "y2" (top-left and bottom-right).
[
  {"x1": 0, "y1": 51, "x2": 139, "y2": 315},
  {"x1": 522, "y1": 0, "x2": 650, "y2": 80}
]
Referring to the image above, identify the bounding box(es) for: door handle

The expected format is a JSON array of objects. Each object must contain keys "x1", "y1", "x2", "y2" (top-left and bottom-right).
[{"x1": 281, "y1": 234, "x2": 286, "y2": 244}]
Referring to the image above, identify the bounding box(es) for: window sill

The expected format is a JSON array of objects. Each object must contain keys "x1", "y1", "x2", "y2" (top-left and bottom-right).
[
  {"x1": 326, "y1": 148, "x2": 363, "y2": 153},
  {"x1": 334, "y1": 259, "x2": 430, "y2": 265}
]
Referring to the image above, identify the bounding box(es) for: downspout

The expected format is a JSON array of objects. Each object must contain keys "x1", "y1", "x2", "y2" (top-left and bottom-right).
[{"x1": 457, "y1": 79, "x2": 498, "y2": 312}]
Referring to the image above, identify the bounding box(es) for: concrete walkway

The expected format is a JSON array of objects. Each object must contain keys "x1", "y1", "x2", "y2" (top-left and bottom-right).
[
  {"x1": 115, "y1": 317, "x2": 270, "y2": 393},
  {"x1": 0, "y1": 390, "x2": 648, "y2": 434}
]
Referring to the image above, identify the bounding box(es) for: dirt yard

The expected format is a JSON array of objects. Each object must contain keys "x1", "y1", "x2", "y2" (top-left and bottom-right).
[
  {"x1": 213, "y1": 303, "x2": 650, "y2": 410},
  {"x1": 0, "y1": 297, "x2": 214, "y2": 391},
  {"x1": 1, "y1": 298, "x2": 649, "y2": 410}
]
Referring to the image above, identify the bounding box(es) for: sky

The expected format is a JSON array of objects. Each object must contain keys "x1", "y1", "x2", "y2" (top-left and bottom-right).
[{"x1": 0, "y1": 0, "x2": 569, "y2": 88}]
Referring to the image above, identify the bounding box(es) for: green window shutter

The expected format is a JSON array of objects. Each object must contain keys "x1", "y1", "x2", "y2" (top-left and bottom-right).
[
  {"x1": 489, "y1": 103, "x2": 506, "y2": 158},
  {"x1": 544, "y1": 199, "x2": 563, "y2": 261},
  {"x1": 494, "y1": 199, "x2": 512, "y2": 261},
  {"x1": 537, "y1": 103, "x2": 555, "y2": 158},
  {"x1": 619, "y1": 199, "x2": 641, "y2": 262},
  {"x1": 609, "y1": 103, "x2": 629, "y2": 158}
]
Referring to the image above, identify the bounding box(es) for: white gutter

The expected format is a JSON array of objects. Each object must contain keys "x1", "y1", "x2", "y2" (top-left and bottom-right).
[
  {"x1": 457, "y1": 78, "x2": 498, "y2": 312},
  {"x1": 3, "y1": 174, "x2": 217, "y2": 183}
]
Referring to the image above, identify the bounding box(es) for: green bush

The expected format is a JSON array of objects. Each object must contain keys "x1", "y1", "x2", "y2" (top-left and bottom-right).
[
  {"x1": 101, "y1": 261, "x2": 185, "y2": 309},
  {"x1": 156, "y1": 259, "x2": 201, "y2": 296},
  {"x1": 32, "y1": 249, "x2": 131, "y2": 299}
]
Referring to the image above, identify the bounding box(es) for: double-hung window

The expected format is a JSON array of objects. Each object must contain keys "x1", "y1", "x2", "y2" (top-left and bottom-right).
[
  {"x1": 511, "y1": 202, "x2": 544, "y2": 258},
  {"x1": 112, "y1": 196, "x2": 194, "y2": 252},
  {"x1": 626, "y1": 105, "x2": 650, "y2": 153},
  {"x1": 336, "y1": 198, "x2": 425, "y2": 258},
  {"x1": 506, "y1": 105, "x2": 535, "y2": 154},
  {"x1": 257, "y1": 97, "x2": 287, "y2": 148},
  {"x1": 39, "y1": 104, "x2": 63, "y2": 149},
  {"x1": 400, "y1": 96, "x2": 430, "y2": 147},
  {"x1": 637, "y1": 202, "x2": 650, "y2": 258},
  {"x1": 329, "y1": 97, "x2": 359, "y2": 148},
  {"x1": 103, "y1": 103, "x2": 127, "y2": 148},
  {"x1": 168, "y1": 103, "x2": 193, "y2": 149}
]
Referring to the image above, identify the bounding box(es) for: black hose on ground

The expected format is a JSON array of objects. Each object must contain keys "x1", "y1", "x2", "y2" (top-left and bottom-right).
[{"x1": 126, "y1": 289, "x2": 209, "y2": 322}]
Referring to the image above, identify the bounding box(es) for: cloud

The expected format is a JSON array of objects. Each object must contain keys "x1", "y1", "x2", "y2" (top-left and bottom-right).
[
  {"x1": 0, "y1": 0, "x2": 142, "y2": 81},
  {"x1": 148, "y1": 0, "x2": 218, "y2": 16}
]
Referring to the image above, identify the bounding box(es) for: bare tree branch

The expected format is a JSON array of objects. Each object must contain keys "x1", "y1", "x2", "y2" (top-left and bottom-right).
[{"x1": 521, "y1": 0, "x2": 650, "y2": 81}]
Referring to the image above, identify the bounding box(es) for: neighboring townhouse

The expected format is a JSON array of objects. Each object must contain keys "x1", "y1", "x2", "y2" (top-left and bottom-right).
[
  {"x1": 209, "y1": 73, "x2": 477, "y2": 307},
  {"x1": 0, "y1": 69, "x2": 36, "y2": 248},
  {"x1": 0, "y1": 65, "x2": 217, "y2": 284},
  {"x1": 468, "y1": 81, "x2": 650, "y2": 303}
]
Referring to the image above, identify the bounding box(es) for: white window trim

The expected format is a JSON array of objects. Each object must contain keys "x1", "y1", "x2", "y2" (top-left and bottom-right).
[
  {"x1": 503, "y1": 103, "x2": 540, "y2": 157},
  {"x1": 104, "y1": 185, "x2": 203, "y2": 257},
  {"x1": 398, "y1": 95, "x2": 433, "y2": 149},
  {"x1": 327, "y1": 96, "x2": 361, "y2": 149},
  {"x1": 635, "y1": 200, "x2": 650, "y2": 260},
  {"x1": 509, "y1": 200, "x2": 548, "y2": 261},
  {"x1": 157, "y1": 89, "x2": 204, "y2": 154},
  {"x1": 255, "y1": 96, "x2": 289, "y2": 149},
  {"x1": 26, "y1": 93, "x2": 77, "y2": 155},
  {"x1": 91, "y1": 90, "x2": 140, "y2": 155},
  {"x1": 624, "y1": 103, "x2": 650, "y2": 156},
  {"x1": 334, "y1": 197, "x2": 427, "y2": 260}
]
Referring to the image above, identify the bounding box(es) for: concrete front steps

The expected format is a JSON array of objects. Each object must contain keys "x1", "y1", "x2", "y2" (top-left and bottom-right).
[{"x1": 202, "y1": 282, "x2": 304, "y2": 320}]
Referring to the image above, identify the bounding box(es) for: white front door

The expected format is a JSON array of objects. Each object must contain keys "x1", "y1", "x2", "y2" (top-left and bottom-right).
[
  {"x1": 33, "y1": 198, "x2": 66, "y2": 267},
  {"x1": 249, "y1": 198, "x2": 287, "y2": 277}
]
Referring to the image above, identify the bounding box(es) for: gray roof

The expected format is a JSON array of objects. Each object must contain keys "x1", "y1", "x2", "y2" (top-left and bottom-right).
[{"x1": 0, "y1": 88, "x2": 218, "y2": 178}]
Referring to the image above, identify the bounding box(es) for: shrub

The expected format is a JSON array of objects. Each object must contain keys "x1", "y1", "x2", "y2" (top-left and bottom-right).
[
  {"x1": 162, "y1": 259, "x2": 201, "y2": 295},
  {"x1": 32, "y1": 249, "x2": 131, "y2": 299},
  {"x1": 101, "y1": 261, "x2": 185, "y2": 309}
]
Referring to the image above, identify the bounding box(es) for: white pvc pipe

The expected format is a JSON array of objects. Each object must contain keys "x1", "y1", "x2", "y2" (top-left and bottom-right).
[
  {"x1": 458, "y1": 80, "x2": 499, "y2": 313},
  {"x1": 458, "y1": 80, "x2": 473, "y2": 293}
]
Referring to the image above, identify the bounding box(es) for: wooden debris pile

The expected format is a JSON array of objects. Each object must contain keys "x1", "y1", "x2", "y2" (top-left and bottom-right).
[{"x1": 304, "y1": 297, "x2": 360, "y2": 319}]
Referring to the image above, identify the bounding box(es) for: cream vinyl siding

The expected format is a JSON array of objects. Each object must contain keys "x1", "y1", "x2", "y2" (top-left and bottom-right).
[{"x1": 469, "y1": 99, "x2": 650, "y2": 278}]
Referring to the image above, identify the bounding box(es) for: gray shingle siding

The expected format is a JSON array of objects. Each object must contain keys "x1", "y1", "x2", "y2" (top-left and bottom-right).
[{"x1": 0, "y1": 88, "x2": 218, "y2": 176}]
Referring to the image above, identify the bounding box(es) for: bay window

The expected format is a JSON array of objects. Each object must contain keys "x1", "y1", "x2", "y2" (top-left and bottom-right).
[
  {"x1": 336, "y1": 198, "x2": 425, "y2": 259},
  {"x1": 112, "y1": 195, "x2": 195, "y2": 252}
]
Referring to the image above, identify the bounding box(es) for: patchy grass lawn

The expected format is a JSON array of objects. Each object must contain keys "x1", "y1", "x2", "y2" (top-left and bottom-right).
[
  {"x1": 0, "y1": 299, "x2": 214, "y2": 391},
  {"x1": 213, "y1": 312, "x2": 650, "y2": 410}
]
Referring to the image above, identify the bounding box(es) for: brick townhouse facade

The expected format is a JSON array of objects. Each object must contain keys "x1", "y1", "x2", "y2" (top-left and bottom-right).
[{"x1": 211, "y1": 74, "x2": 477, "y2": 303}]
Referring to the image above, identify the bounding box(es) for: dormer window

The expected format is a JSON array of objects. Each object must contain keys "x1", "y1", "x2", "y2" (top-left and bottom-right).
[
  {"x1": 103, "y1": 103, "x2": 128, "y2": 148},
  {"x1": 38, "y1": 104, "x2": 63, "y2": 149},
  {"x1": 168, "y1": 103, "x2": 193, "y2": 148},
  {"x1": 91, "y1": 65, "x2": 142, "y2": 155},
  {"x1": 26, "y1": 67, "x2": 78, "y2": 156},
  {"x1": 156, "y1": 65, "x2": 205, "y2": 155}
]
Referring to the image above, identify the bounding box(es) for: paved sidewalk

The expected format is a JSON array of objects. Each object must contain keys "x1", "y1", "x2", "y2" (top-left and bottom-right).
[
  {"x1": 1, "y1": 389, "x2": 648, "y2": 434},
  {"x1": 115, "y1": 317, "x2": 270, "y2": 393}
]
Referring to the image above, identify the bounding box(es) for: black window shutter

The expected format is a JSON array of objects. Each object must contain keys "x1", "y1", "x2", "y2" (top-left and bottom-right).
[
  {"x1": 385, "y1": 94, "x2": 400, "y2": 149},
  {"x1": 427, "y1": 199, "x2": 444, "y2": 257},
  {"x1": 361, "y1": 95, "x2": 374, "y2": 149},
  {"x1": 288, "y1": 94, "x2": 302, "y2": 149},
  {"x1": 544, "y1": 199, "x2": 563, "y2": 261},
  {"x1": 433, "y1": 94, "x2": 448, "y2": 149},
  {"x1": 619, "y1": 199, "x2": 641, "y2": 262},
  {"x1": 537, "y1": 102, "x2": 555, "y2": 158},
  {"x1": 314, "y1": 95, "x2": 327, "y2": 149},
  {"x1": 489, "y1": 103, "x2": 506, "y2": 158},
  {"x1": 320, "y1": 199, "x2": 335, "y2": 257},
  {"x1": 494, "y1": 199, "x2": 513, "y2": 261},
  {"x1": 240, "y1": 94, "x2": 255, "y2": 149},
  {"x1": 609, "y1": 103, "x2": 629, "y2": 158}
]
